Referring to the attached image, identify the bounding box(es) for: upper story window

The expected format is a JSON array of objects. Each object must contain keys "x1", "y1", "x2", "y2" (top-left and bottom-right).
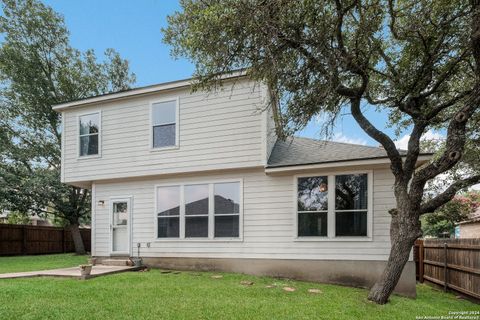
[
  {"x1": 296, "y1": 173, "x2": 370, "y2": 239},
  {"x1": 151, "y1": 99, "x2": 178, "y2": 149},
  {"x1": 79, "y1": 112, "x2": 100, "y2": 157}
]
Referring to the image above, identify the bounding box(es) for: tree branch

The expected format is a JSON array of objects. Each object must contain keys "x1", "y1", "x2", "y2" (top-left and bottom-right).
[
  {"x1": 403, "y1": 121, "x2": 428, "y2": 180},
  {"x1": 350, "y1": 98, "x2": 404, "y2": 177},
  {"x1": 411, "y1": 86, "x2": 480, "y2": 193},
  {"x1": 420, "y1": 175, "x2": 480, "y2": 214}
]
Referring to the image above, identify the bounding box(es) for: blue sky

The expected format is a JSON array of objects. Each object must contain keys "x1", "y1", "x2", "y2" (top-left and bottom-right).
[{"x1": 43, "y1": 0, "x2": 410, "y2": 147}]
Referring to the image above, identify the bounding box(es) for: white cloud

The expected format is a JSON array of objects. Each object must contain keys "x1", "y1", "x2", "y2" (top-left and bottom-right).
[
  {"x1": 331, "y1": 132, "x2": 368, "y2": 146},
  {"x1": 471, "y1": 184, "x2": 480, "y2": 191},
  {"x1": 394, "y1": 130, "x2": 444, "y2": 150}
]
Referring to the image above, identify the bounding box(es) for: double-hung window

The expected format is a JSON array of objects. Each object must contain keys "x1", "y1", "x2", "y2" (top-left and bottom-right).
[
  {"x1": 214, "y1": 183, "x2": 240, "y2": 238},
  {"x1": 297, "y1": 176, "x2": 329, "y2": 237},
  {"x1": 79, "y1": 112, "x2": 100, "y2": 157},
  {"x1": 157, "y1": 186, "x2": 180, "y2": 238},
  {"x1": 185, "y1": 184, "x2": 209, "y2": 238},
  {"x1": 296, "y1": 173, "x2": 370, "y2": 239},
  {"x1": 335, "y1": 174, "x2": 368, "y2": 236},
  {"x1": 156, "y1": 181, "x2": 241, "y2": 239},
  {"x1": 151, "y1": 100, "x2": 178, "y2": 149}
]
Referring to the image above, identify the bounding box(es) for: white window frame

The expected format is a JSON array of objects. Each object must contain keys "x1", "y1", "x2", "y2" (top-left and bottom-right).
[
  {"x1": 293, "y1": 170, "x2": 373, "y2": 242},
  {"x1": 154, "y1": 179, "x2": 243, "y2": 242},
  {"x1": 77, "y1": 110, "x2": 102, "y2": 159},
  {"x1": 149, "y1": 97, "x2": 180, "y2": 151}
]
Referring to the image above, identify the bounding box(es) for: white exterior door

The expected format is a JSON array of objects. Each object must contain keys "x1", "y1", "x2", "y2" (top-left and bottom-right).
[{"x1": 110, "y1": 197, "x2": 131, "y2": 255}]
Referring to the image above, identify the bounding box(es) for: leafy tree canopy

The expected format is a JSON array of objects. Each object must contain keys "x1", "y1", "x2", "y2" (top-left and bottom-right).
[
  {"x1": 422, "y1": 191, "x2": 480, "y2": 237},
  {"x1": 0, "y1": 0, "x2": 135, "y2": 253}
]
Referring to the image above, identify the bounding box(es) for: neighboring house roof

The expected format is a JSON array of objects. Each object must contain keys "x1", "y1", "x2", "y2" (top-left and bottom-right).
[
  {"x1": 457, "y1": 207, "x2": 480, "y2": 226},
  {"x1": 158, "y1": 196, "x2": 239, "y2": 216},
  {"x1": 267, "y1": 136, "x2": 423, "y2": 168}
]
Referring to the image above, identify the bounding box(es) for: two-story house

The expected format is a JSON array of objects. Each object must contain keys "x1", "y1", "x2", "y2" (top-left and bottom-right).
[{"x1": 54, "y1": 72, "x2": 428, "y2": 296}]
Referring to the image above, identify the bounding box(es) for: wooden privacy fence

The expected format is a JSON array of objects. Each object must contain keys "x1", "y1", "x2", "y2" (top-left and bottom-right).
[
  {"x1": 0, "y1": 224, "x2": 90, "y2": 256},
  {"x1": 414, "y1": 238, "x2": 480, "y2": 300}
]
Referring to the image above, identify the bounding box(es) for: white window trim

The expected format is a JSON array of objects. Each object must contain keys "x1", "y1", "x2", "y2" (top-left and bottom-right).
[
  {"x1": 77, "y1": 110, "x2": 102, "y2": 159},
  {"x1": 149, "y1": 97, "x2": 180, "y2": 152},
  {"x1": 153, "y1": 179, "x2": 243, "y2": 242},
  {"x1": 293, "y1": 170, "x2": 373, "y2": 242}
]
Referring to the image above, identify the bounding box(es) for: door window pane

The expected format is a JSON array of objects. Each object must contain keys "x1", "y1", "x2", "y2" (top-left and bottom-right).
[
  {"x1": 335, "y1": 211, "x2": 367, "y2": 236},
  {"x1": 298, "y1": 212, "x2": 327, "y2": 236},
  {"x1": 297, "y1": 176, "x2": 328, "y2": 211},
  {"x1": 113, "y1": 202, "x2": 128, "y2": 226}
]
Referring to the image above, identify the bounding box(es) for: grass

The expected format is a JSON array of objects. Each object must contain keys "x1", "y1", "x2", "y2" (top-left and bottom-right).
[
  {"x1": 0, "y1": 253, "x2": 88, "y2": 273},
  {"x1": 0, "y1": 254, "x2": 477, "y2": 319}
]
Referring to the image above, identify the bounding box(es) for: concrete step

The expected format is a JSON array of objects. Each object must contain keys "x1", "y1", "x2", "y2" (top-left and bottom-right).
[{"x1": 101, "y1": 259, "x2": 130, "y2": 266}]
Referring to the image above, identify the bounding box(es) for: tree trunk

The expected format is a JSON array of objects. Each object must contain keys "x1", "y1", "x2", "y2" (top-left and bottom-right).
[
  {"x1": 69, "y1": 223, "x2": 86, "y2": 255},
  {"x1": 367, "y1": 210, "x2": 420, "y2": 304}
]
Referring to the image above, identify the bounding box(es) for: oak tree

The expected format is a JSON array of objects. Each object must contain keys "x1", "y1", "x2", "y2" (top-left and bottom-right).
[{"x1": 163, "y1": 0, "x2": 480, "y2": 303}]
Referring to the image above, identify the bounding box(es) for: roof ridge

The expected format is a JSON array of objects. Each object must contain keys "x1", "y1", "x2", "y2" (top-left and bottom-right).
[{"x1": 291, "y1": 135, "x2": 381, "y2": 149}]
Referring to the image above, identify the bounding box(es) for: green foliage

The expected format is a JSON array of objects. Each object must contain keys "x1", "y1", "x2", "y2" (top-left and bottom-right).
[
  {"x1": 163, "y1": 0, "x2": 475, "y2": 137},
  {"x1": 422, "y1": 192, "x2": 480, "y2": 237},
  {"x1": 4, "y1": 211, "x2": 30, "y2": 225},
  {"x1": 0, "y1": 0, "x2": 135, "y2": 226}
]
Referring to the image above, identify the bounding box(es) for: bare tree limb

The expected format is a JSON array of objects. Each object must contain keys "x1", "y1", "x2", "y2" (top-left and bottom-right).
[{"x1": 420, "y1": 175, "x2": 480, "y2": 214}]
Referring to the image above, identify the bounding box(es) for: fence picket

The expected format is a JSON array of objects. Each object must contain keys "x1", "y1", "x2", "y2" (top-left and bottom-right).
[
  {"x1": 0, "y1": 224, "x2": 90, "y2": 256},
  {"x1": 414, "y1": 238, "x2": 480, "y2": 300}
]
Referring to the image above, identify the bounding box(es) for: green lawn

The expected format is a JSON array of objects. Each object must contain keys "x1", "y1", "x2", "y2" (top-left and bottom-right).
[
  {"x1": 0, "y1": 253, "x2": 88, "y2": 273},
  {"x1": 0, "y1": 254, "x2": 477, "y2": 319}
]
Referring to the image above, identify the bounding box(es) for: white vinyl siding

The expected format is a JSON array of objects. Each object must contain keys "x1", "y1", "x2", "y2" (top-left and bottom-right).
[
  {"x1": 62, "y1": 79, "x2": 264, "y2": 183},
  {"x1": 92, "y1": 167, "x2": 398, "y2": 261}
]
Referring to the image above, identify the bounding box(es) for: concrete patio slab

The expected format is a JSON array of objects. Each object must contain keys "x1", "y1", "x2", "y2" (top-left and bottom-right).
[{"x1": 0, "y1": 265, "x2": 141, "y2": 280}]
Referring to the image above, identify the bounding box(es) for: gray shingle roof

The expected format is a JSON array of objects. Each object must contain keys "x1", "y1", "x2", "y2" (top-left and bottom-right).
[{"x1": 267, "y1": 136, "x2": 403, "y2": 167}]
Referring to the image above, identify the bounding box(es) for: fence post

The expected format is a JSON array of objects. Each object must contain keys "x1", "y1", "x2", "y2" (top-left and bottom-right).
[
  {"x1": 22, "y1": 225, "x2": 28, "y2": 255},
  {"x1": 63, "y1": 228, "x2": 67, "y2": 253},
  {"x1": 443, "y1": 242, "x2": 448, "y2": 292},
  {"x1": 418, "y1": 240, "x2": 424, "y2": 283}
]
